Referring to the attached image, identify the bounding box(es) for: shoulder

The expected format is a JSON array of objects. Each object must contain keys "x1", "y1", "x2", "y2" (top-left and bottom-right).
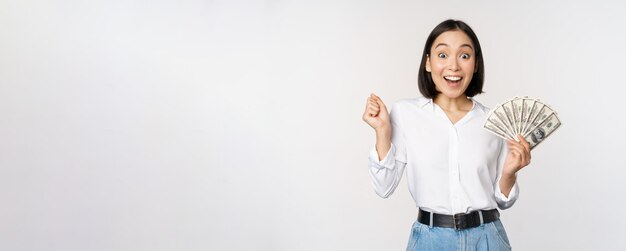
[
  {"x1": 387, "y1": 97, "x2": 426, "y2": 127},
  {"x1": 471, "y1": 98, "x2": 491, "y2": 115},
  {"x1": 390, "y1": 96, "x2": 429, "y2": 111}
]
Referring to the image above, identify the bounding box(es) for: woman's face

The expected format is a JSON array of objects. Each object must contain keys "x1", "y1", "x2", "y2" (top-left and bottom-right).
[{"x1": 426, "y1": 30, "x2": 476, "y2": 99}]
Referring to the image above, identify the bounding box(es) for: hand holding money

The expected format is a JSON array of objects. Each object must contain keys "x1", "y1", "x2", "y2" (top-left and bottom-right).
[
  {"x1": 503, "y1": 134, "x2": 532, "y2": 176},
  {"x1": 483, "y1": 97, "x2": 561, "y2": 150}
]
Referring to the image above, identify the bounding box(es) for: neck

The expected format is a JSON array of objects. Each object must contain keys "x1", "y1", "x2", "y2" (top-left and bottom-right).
[{"x1": 434, "y1": 94, "x2": 473, "y2": 111}]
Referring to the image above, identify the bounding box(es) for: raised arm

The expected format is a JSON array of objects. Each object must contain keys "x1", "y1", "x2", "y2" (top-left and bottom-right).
[
  {"x1": 362, "y1": 93, "x2": 391, "y2": 160},
  {"x1": 363, "y1": 94, "x2": 407, "y2": 198}
]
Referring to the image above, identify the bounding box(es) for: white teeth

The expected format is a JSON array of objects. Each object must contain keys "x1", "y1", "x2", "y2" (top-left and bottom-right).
[{"x1": 444, "y1": 76, "x2": 462, "y2": 81}]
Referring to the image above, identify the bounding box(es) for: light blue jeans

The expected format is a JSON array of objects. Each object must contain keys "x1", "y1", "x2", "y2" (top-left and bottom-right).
[{"x1": 406, "y1": 219, "x2": 512, "y2": 251}]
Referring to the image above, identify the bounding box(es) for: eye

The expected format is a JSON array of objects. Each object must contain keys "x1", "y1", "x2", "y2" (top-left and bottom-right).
[
  {"x1": 460, "y1": 53, "x2": 471, "y2": 59},
  {"x1": 438, "y1": 53, "x2": 447, "y2": 59}
]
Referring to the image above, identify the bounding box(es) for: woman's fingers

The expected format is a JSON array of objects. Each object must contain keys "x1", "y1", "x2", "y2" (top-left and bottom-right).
[
  {"x1": 517, "y1": 135, "x2": 531, "y2": 153},
  {"x1": 375, "y1": 98, "x2": 387, "y2": 110},
  {"x1": 370, "y1": 93, "x2": 388, "y2": 114},
  {"x1": 363, "y1": 93, "x2": 392, "y2": 131},
  {"x1": 365, "y1": 92, "x2": 389, "y2": 118},
  {"x1": 368, "y1": 106, "x2": 380, "y2": 116},
  {"x1": 364, "y1": 97, "x2": 380, "y2": 117},
  {"x1": 372, "y1": 95, "x2": 383, "y2": 105},
  {"x1": 365, "y1": 97, "x2": 378, "y2": 108},
  {"x1": 515, "y1": 135, "x2": 531, "y2": 165},
  {"x1": 370, "y1": 93, "x2": 382, "y2": 103},
  {"x1": 368, "y1": 100, "x2": 378, "y2": 107},
  {"x1": 367, "y1": 99, "x2": 380, "y2": 109},
  {"x1": 508, "y1": 141, "x2": 523, "y2": 154},
  {"x1": 508, "y1": 136, "x2": 531, "y2": 166},
  {"x1": 367, "y1": 95, "x2": 381, "y2": 110}
]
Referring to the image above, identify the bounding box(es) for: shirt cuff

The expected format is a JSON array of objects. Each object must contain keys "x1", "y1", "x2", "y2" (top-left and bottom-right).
[
  {"x1": 494, "y1": 180, "x2": 519, "y2": 209},
  {"x1": 369, "y1": 143, "x2": 396, "y2": 169}
]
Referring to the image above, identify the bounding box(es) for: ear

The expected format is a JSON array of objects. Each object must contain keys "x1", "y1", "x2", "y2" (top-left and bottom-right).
[{"x1": 425, "y1": 55, "x2": 431, "y2": 72}]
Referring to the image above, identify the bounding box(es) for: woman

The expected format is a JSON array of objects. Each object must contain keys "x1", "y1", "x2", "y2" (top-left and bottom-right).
[{"x1": 362, "y1": 19, "x2": 531, "y2": 251}]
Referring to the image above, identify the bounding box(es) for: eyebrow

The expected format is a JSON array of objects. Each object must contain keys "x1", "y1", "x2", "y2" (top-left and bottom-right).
[{"x1": 434, "y1": 43, "x2": 474, "y2": 50}]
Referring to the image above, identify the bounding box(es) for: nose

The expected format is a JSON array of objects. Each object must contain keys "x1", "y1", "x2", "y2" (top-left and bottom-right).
[{"x1": 448, "y1": 58, "x2": 461, "y2": 71}]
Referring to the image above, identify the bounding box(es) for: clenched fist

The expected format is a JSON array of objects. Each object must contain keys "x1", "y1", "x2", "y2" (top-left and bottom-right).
[{"x1": 362, "y1": 93, "x2": 390, "y2": 132}]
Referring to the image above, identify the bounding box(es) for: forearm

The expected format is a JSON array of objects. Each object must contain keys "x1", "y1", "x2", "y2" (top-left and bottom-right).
[
  {"x1": 375, "y1": 127, "x2": 391, "y2": 161},
  {"x1": 498, "y1": 171, "x2": 517, "y2": 198}
]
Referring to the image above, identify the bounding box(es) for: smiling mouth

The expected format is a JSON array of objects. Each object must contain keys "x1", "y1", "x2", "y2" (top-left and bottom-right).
[
  {"x1": 443, "y1": 75, "x2": 463, "y2": 88},
  {"x1": 444, "y1": 76, "x2": 462, "y2": 82}
]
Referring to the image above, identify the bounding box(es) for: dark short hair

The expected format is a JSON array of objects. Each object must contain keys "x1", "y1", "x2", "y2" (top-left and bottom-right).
[{"x1": 417, "y1": 19, "x2": 485, "y2": 99}]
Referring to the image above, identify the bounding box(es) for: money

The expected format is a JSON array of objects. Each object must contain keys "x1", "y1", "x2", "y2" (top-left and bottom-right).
[
  {"x1": 485, "y1": 119, "x2": 514, "y2": 140},
  {"x1": 511, "y1": 97, "x2": 524, "y2": 135},
  {"x1": 520, "y1": 98, "x2": 536, "y2": 136},
  {"x1": 524, "y1": 113, "x2": 561, "y2": 149},
  {"x1": 483, "y1": 97, "x2": 561, "y2": 150},
  {"x1": 491, "y1": 104, "x2": 516, "y2": 138}
]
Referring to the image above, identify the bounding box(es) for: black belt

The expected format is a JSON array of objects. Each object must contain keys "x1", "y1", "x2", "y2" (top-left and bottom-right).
[{"x1": 418, "y1": 208, "x2": 500, "y2": 230}]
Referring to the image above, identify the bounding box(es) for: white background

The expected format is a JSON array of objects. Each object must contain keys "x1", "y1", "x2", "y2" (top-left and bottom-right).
[{"x1": 1, "y1": 0, "x2": 625, "y2": 250}]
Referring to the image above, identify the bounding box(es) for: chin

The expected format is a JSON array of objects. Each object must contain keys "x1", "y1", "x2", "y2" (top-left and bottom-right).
[{"x1": 438, "y1": 90, "x2": 467, "y2": 99}]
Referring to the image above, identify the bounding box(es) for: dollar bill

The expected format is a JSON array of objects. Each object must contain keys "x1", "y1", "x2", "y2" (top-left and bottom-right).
[
  {"x1": 523, "y1": 104, "x2": 555, "y2": 137},
  {"x1": 521, "y1": 102, "x2": 543, "y2": 136},
  {"x1": 520, "y1": 98, "x2": 536, "y2": 137},
  {"x1": 511, "y1": 97, "x2": 524, "y2": 136},
  {"x1": 485, "y1": 117, "x2": 515, "y2": 140},
  {"x1": 501, "y1": 101, "x2": 517, "y2": 136},
  {"x1": 524, "y1": 113, "x2": 561, "y2": 149},
  {"x1": 491, "y1": 105, "x2": 517, "y2": 139}
]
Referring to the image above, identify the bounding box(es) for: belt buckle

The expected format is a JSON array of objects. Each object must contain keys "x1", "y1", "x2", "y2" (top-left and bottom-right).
[{"x1": 453, "y1": 213, "x2": 462, "y2": 230}]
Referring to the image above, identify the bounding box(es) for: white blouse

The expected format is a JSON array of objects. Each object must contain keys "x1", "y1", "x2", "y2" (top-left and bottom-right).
[{"x1": 369, "y1": 96, "x2": 519, "y2": 214}]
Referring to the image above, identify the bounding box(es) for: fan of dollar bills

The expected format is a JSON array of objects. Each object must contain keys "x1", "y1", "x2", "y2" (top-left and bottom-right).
[{"x1": 483, "y1": 97, "x2": 561, "y2": 150}]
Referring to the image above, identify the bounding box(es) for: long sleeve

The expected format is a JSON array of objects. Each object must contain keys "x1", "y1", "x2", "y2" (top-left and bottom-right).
[
  {"x1": 493, "y1": 140, "x2": 519, "y2": 209},
  {"x1": 368, "y1": 103, "x2": 408, "y2": 198}
]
